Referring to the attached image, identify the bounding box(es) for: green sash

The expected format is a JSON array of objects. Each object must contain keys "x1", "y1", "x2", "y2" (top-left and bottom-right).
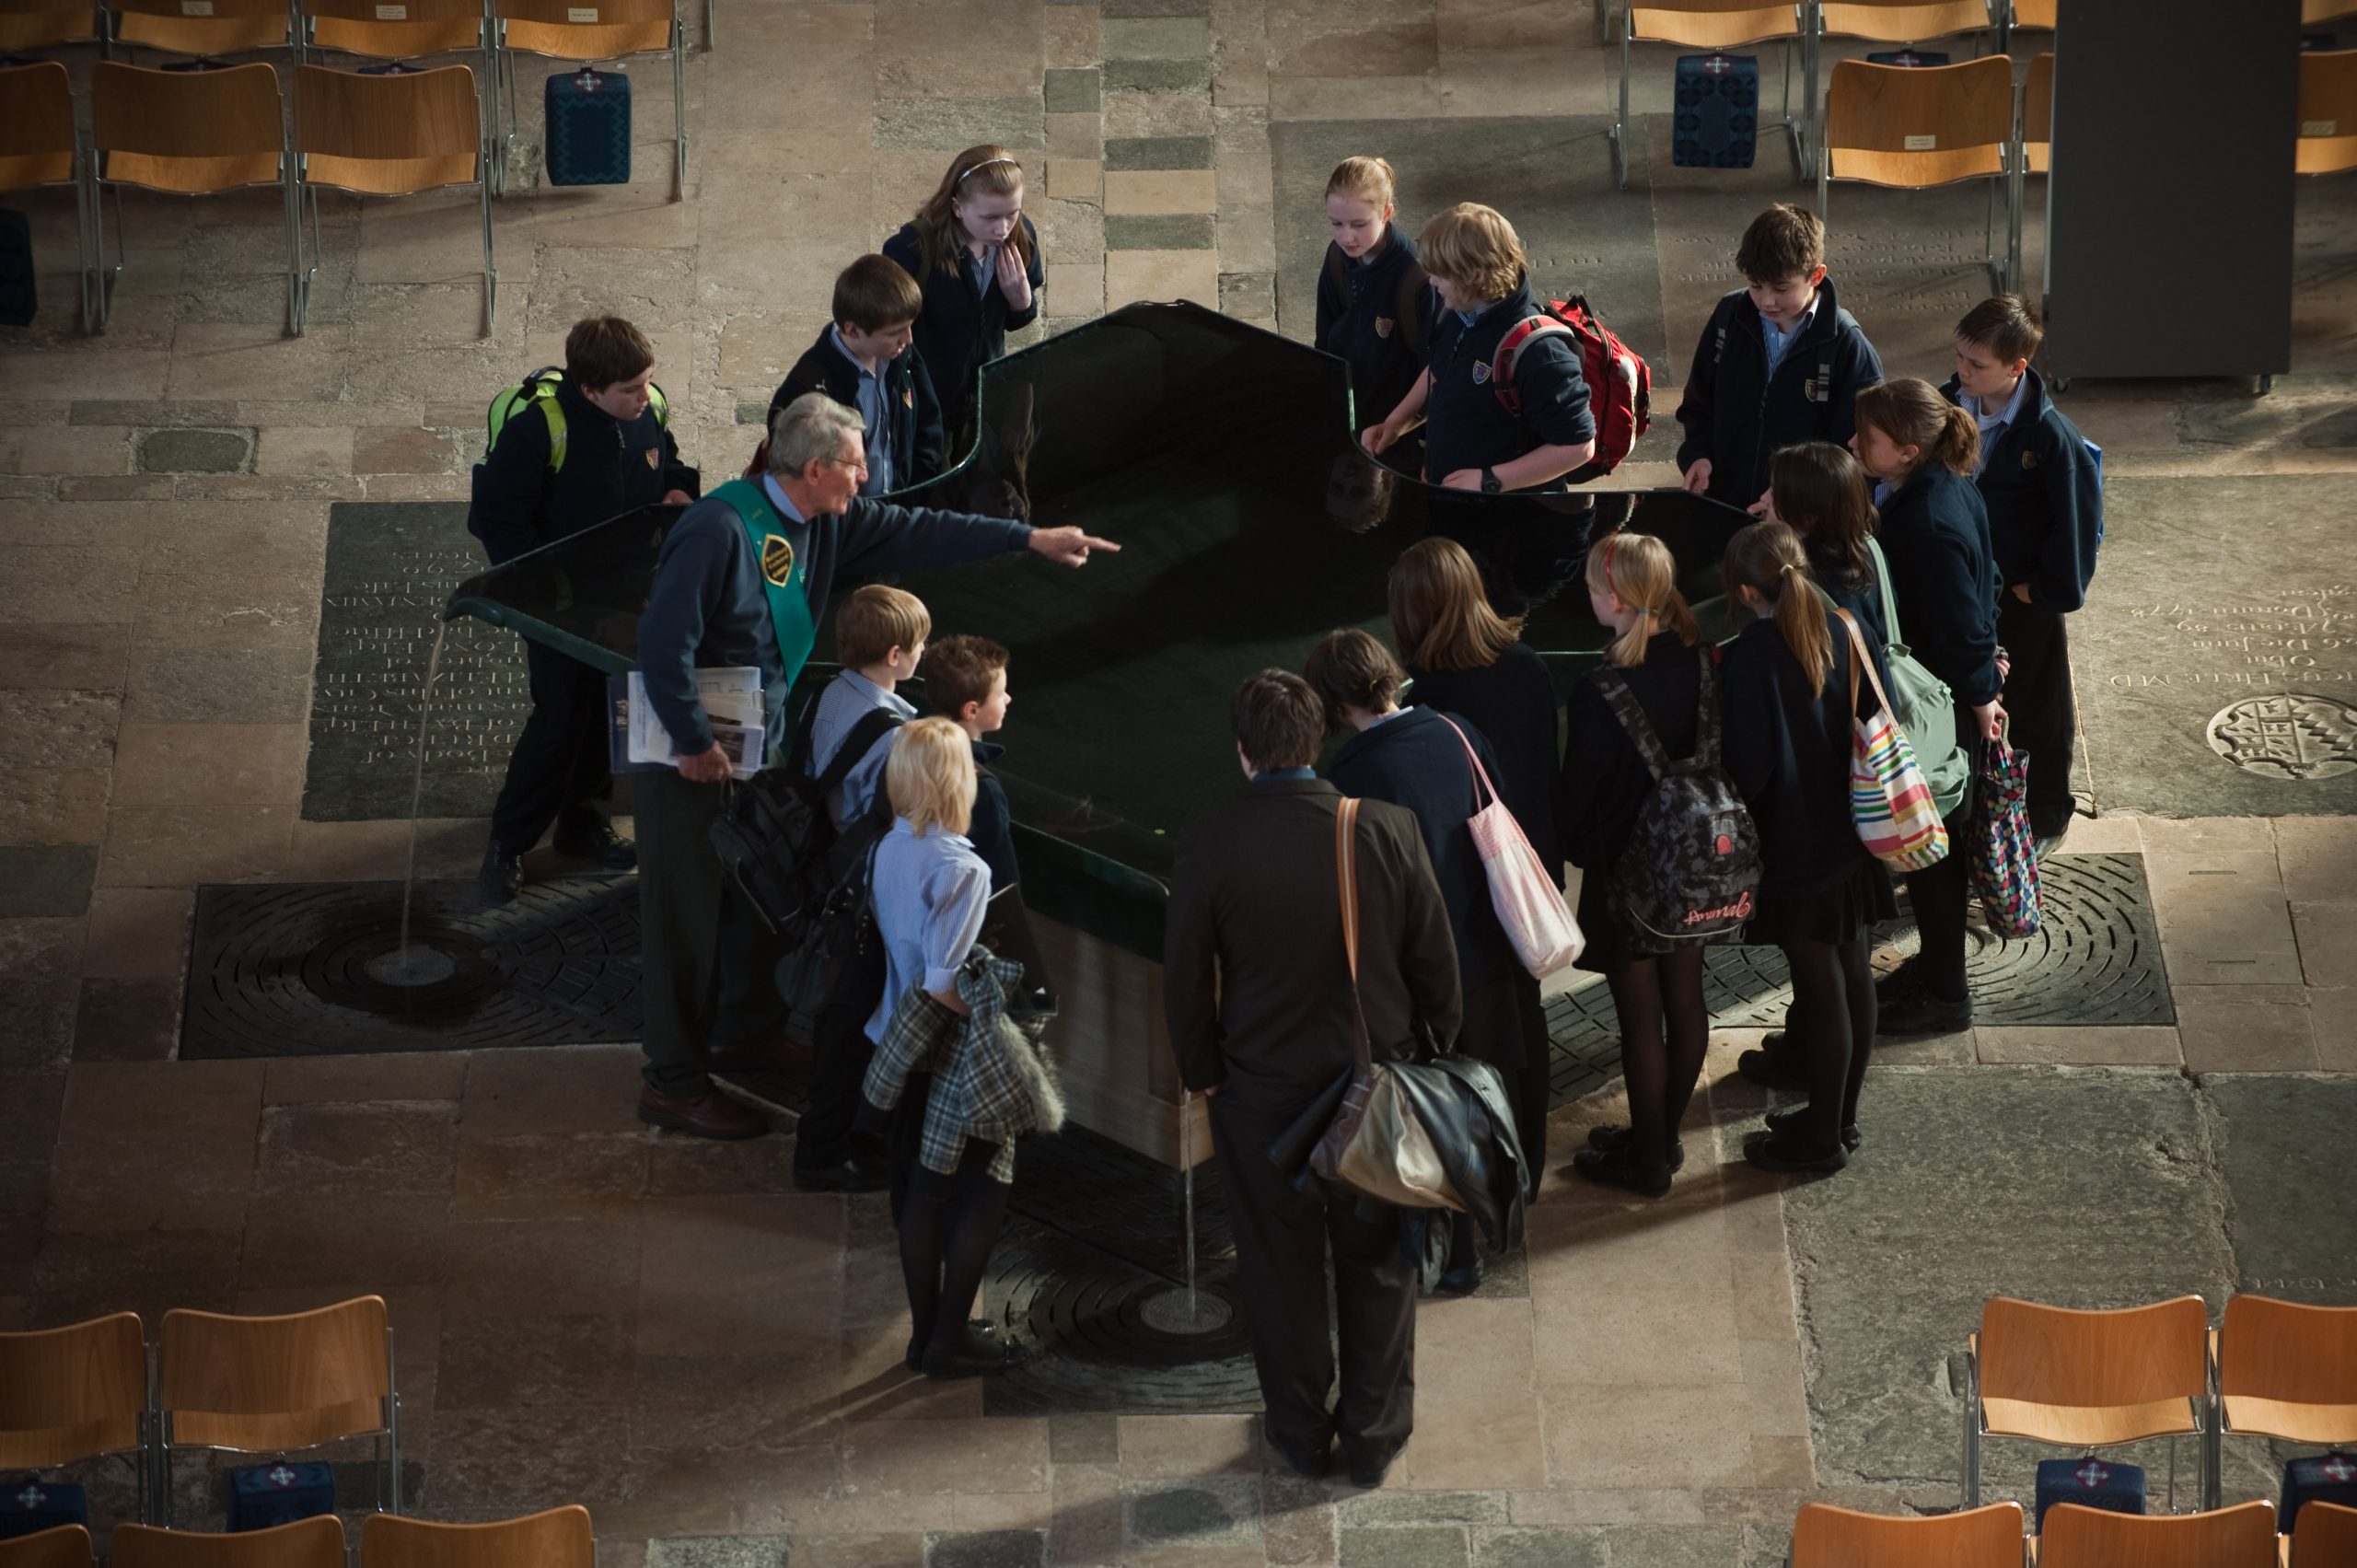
[{"x1": 710, "y1": 477, "x2": 819, "y2": 691}]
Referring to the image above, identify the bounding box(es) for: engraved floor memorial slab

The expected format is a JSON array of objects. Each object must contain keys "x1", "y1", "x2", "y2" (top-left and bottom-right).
[
  {"x1": 2075, "y1": 474, "x2": 2357, "y2": 816},
  {"x1": 305, "y1": 502, "x2": 533, "y2": 821}
]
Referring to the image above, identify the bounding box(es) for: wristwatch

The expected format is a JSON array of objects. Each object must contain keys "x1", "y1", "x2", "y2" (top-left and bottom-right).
[{"x1": 1480, "y1": 467, "x2": 1503, "y2": 494}]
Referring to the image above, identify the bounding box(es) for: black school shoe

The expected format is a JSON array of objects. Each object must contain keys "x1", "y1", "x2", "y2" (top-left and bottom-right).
[
  {"x1": 1570, "y1": 1145, "x2": 1672, "y2": 1199},
  {"x1": 1736, "y1": 1040, "x2": 1808, "y2": 1091},
  {"x1": 1582, "y1": 1125, "x2": 1687, "y2": 1171},
  {"x1": 478, "y1": 842, "x2": 525, "y2": 904},
  {"x1": 1742, "y1": 1129, "x2": 1847, "y2": 1174},
  {"x1": 907, "y1": 1320, "x2": 999, "y2": 1373},
  {"x1": 1765, "y1": 1102, "x2": 1862, "y2": 1153},
  {"x1": 553, "y1": 819, "x2": 638, "y2": 871},
  {"x1": 1877, "y1": 987, "x2": 1973, "y2": 1037},
  {"x1": 919, "y1": 1322, "x2": 1023, "y2": 1379},
  {"x1": 1434, "y1": 1252, "x2": 1485, "y2": 1296},
  {"x1": 1268, "y1": 1434, "x2": 1333, "y2": 1481},
  {"x1": 1344, "y1": 1448, "x2": 1399, "y2": 1489}
]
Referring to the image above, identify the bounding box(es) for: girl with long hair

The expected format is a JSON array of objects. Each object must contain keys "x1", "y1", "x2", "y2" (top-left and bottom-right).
[
  {"x1": 1389, "y1": 535, "x2": 1559, "y2": 1188},
  {"x1": 1720, "y1": 523, "x2": 1895, "y2": 1173},
  {"x1": 1561, "y1": 532, "x2": 1713, "y2": 1195},
  {"x1": 1851, "y1": 377, "x2": 2003, "y2": 1040},
  {"x1": 882, "y1": 144, "x2": 1044, "y2": 439}
]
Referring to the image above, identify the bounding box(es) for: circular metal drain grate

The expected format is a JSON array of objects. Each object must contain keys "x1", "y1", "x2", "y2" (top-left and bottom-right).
[
  {"x1": 1543, "y1": 853, "x2": 2171, "y2": 1071},
  {"x1": 181, "y1": 877, "x2": 641, "y2": 1059},
  {"x1": 983, "y1": 1225, "x2": 1261, "y2": 1416}
]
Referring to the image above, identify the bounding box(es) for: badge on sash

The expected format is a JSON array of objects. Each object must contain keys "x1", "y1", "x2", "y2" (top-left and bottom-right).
[
  {"x1": 1374, "y1": 317, "x2": 1394, "y2": 339},
  {"x1": 644, "y1": 447, "x2": 658, "y2": 468},
  {"x1": 761, "y1": 534, "x2": 795, "y2": 588},
  {"x1": 1472, "y1": 360, "x2": 1492, "y2": 384}
]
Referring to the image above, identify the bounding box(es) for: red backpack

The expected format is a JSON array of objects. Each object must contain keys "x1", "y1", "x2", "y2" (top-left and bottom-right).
[{"x1": 1489, "y1": 295, "x2": 1652, "y2": 478}]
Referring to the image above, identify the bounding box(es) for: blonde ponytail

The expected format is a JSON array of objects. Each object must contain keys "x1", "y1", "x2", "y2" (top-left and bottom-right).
[{"x1": 1584, "y1": 531, "x2": 1700, "y2": 669}]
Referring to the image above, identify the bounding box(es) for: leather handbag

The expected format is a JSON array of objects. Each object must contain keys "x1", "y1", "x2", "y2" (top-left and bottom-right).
[
  {"x1": 1306, "y1": 797, "x2": 1467, "y2": 1212},
  {"x1": 1435, "y1": 714, "x2": 1584, "y2": 977},
  {"x1": 1866, "y1": 535, "x2": 1969, "y2": 819},
  {"x1": 1836, "y1": 609, "x2": 1951, "y2": 873}
]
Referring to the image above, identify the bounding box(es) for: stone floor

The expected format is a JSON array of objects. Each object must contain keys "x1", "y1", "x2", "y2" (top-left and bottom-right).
[{"x1": 4, "y1": 3, "x2": 2356, "y2": 1566}]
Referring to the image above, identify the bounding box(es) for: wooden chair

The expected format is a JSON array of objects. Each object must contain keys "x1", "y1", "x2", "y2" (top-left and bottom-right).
[
  {"x1": 1791, "y1": 1500, "x2": 2025, "y2": 1567},
  {"x1": 0, "y1": 1527, "x2": 95, "y2": 1568},
  {"x1": 0, "y1": 60, "x2": 95, "y2": 331},
  {"x1": 298, "y1": 0, "x2": 492, "y2": 73},
  {"x1": 291, "y1": 64, "x2": 493, "y2": 334},
  {"x1": 112, "y1": 1518, "x2": 346, "y2": 1568},
  {"x1": 361, "y1": 1505, "x2": 595, "y2": 1568},
  {"x1": 89, "y1": 60, "x2": 299, "y2": 332},
  {"x1": 0, "y1": 0, "x2": 102, "y2": 52},
  {"x1": 2038, "y1": 1501, "x2": 2275, "y2": 1568},
  {"x1": 491, "y1": 0, "x2": 683, "y2": 198},
  {"x1": 104, "y1": 0, "x2": 296, "y2": 60},
  {"x1": 2305, "y1": 1, "x2": 2357, "y2": 26},
  {"x1": 0, "y1": 1314, "x2": 153, "y2": 1525},
  {"x1": 156, "y1": 1297, "x2": 401, "y2": 1528},
  {"x1": 1817, "y1": 0, "x2": 1998, "y2": 46},
  {"x1": 1608, "y1": 0, "x2": 1813, "y2": 189},
  {"x1": 2290, "y1": 1501, "x2": 2357, "y2": 1568},
  {"x1": 1817, "y1": 52, "x2": 2018, "y2": 289},
  {"x1": 2214, "y1": 1297, "x2": 2357, "y2": 1481},
  {"x1": 1962, "y1": 1295, "x2": 2214, "y2": 1512},
  {"x1": 2299, "y1": 50, "x2": 2357, "y2": 178}
]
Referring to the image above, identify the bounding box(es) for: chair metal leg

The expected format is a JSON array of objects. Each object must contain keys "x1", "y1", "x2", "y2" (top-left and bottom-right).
[
  {"x1": 90, "y1": 180, "x2": 125, "y2": 331},
  {"x1": 1612, "y1": 16, "x2": 1631, "y2": 190},
  {"x1": 671, "y1": 29, "x2": 686, "y2": 199},
  {"x1": 1815, "y1": 138, "x2": 1829, "y2": 222},
  {"x1": 1962, "y1": 1352, "x2": 1981, "y2": 1508},
  {"x1": 282, "y1": 161, "x2": 302, "y2": 337},
  {"x1": 479, "y1": 168, "x2": 496, "y2": 335},
  {"x1": 72, "y1": 146, "x2": 95, "y2": 333}
]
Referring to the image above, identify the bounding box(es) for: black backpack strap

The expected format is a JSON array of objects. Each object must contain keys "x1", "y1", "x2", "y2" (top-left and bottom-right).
[
  {"x1": 784, "y1": 688, "x2": 826, "y2": 774},
  {"x1": 1591, "y1": 668, "x2": 1672, "y2": 780},
  {"x1": 1689, "y1": 647, "x2": 1722, "y2": 770},
  {"x1": 815, "y1": 705, "x2": 903, "y2": 798}
]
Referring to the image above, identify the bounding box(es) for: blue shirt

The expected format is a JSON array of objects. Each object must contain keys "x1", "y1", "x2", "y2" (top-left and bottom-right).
[
  {"x1": 1760, "y1": 296, "x2": 1819, "y2": 380},
  {"x1": 829, "y1": 328, "x2": 893, "y2": 495},
  {"x1": 807, "y1": 668, "x2": 915, "y2": 830},
  {"x1": 865, "y1": 818, "x2": 993, "y2": 1043},
  {"x1": 1960, "y1": 375, "x2": 2027, "y2": 478}
]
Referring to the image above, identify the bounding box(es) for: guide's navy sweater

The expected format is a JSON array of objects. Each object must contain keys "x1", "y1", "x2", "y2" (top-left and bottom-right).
[
  {"x1": 1673, "y1": 277, "x2": 1884, "y2": 509},
  {"x1": 1939, "y1": 367, "x2": 2103, "y2": 613},
  {"x1": 1314, "y1": 225, "x2": 1434, "y2": 430},
  {"x1": 637, "y1": 486, "x2": 1032, "y2": 754}
]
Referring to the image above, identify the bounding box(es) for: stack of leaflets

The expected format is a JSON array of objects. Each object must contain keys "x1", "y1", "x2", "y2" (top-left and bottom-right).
[{"x1": 608, "y1": 667, "x2": 765, "y2": 777}]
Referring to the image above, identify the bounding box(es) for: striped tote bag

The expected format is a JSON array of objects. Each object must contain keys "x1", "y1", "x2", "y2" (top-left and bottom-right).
[{"x1": 1835, "y1": 610, "x2": 1949, "y2": 872}]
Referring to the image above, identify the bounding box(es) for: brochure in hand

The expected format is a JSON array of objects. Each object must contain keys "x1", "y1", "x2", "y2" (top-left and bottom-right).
[{"x1": 608, "y1": 667, "x2": 765, "y2": 778}]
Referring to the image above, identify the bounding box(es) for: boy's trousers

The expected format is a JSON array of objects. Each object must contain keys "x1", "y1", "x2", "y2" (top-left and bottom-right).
[
  {"x1": 1998, "y1": 595, "x2": 2078, "y2": 839},
  {"x1": 636, "y1": 770, "x2": 788, "y2": 1091},
  {"x1": 490, "y1": 641, "x2": 612, "y2": 854}
]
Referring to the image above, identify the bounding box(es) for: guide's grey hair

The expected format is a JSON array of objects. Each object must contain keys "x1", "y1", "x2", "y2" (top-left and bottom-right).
[{"x1": 767, "y1": 392, "x2": 866, "y2": 478}]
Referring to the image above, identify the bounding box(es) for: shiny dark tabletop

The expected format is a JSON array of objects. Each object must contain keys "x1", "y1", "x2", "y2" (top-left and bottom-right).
[{"x1": 450, "y1": 303, "x2": 1749, "y2": 889}]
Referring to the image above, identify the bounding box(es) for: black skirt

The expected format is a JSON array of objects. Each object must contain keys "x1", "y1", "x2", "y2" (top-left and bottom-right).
[{"x1": 1744, "y1": 857, "x2": 1898, "y2": 949}]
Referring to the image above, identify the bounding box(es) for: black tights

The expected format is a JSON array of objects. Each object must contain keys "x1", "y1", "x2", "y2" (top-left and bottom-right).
[
  {"x1": 1608, "y1": 948, "x2": 1710, "y2": 1178},
  {"x1": 1905, "y1": 830, "x2": 1973, "y2": 1004},
  {"x1": 898, "y1": 1140, "x2": 1009, "y2": 1358},
  {"x1": 1779, "y1": 931, "x2": 1876, "y2": 1153}
]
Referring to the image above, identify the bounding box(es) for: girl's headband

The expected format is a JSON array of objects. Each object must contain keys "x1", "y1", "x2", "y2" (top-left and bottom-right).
[{"x1": 957, "y1": 156, "x2": 1019, "y2": 184}]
